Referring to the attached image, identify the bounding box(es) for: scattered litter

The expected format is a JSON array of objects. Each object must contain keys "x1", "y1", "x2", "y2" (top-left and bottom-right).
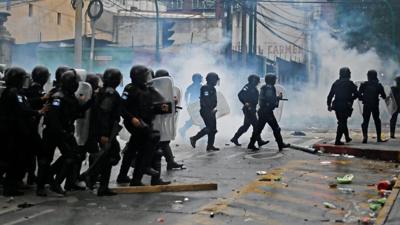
[
  {"x1": 225, "y1": 143, "x2": 230, "y2": 146},
  {"x1": 256, "y1": 171, "x2": 267, "y2": 175},
  {"x1": 336, "y1": 174, "x2": 354, "y2": 184},
  {"x1": 175, "y1": 144, "x2": 180, "y2": 147},
  {"x1": 244, "y1": 218, "x2": 253, "y2": 222},
  {"x1": 210, "y1": 212, "x2": 214, "y2": 218},
  {"x1": 184, "y1": 197, "x2": 189, "y2": 202},
  {"x1": 335, "y1": 219, "x2": 344, "y2": 223},
  {"x1": 320, "y1": 161, "x2": 332, "y2": 165},
  {"x1": 343, "y1": 154, "x2": 355, "y2": 158},
  {"x1": 329, "y1": 183, "x2": 338, "y2": 188},
  {"x1": 6, "y1": 197, "x2": 14, "y2": 203},
  {"x1": 17, "y1": 202, "x2": 34, "y2": 208},
  {"x1": 379, "y1": 190, "x2": 392, "y2": 197},
  {"x1": 174, "y1": 200, "x2": 183, "y2": 204},
  {"x1": 361, "y1": 217, "x2": 375, "y2": 225},
  {"x1": 157, "y1": 217, "x2": 165, "y2": 223},
  {"x1": 331, "y1": 154, "x2": 341, "y2": 157},
  {"x1": 368, "y1": 198, "x2": 386, "y2": 205},
  {"x1": 323, "y1": 202, "x2": 337, "y2": 209},
  {"x1": 291, "y1": 131, "x2": 306, "y2": 136},
  {"x1": 338, "y1": 187, "x2": 354, "y2": 194},
  {"x1": 320, "y1": 219, "x2": 330, "y2": 222},
  {"x1": 282, "y1": 183, "x2": 289, "y2": 187},
  {"x1": 377, "y1": 180, "x2": 392, "y2": 191},
  {"x1": 369, "y1": 203, "x2": 382, "y2": 211}
]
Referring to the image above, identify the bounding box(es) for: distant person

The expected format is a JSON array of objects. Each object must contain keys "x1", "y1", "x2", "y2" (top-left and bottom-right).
[
  {"x1": 247, "y1": 75, "x2": 289, "y2": 151},
  {"x1": 231, "y1": 74, "x2": 269, "y2": 150},
  {"x1": 179, "y1": 73, "x2": 203, "y2": 138},
  {"x1": 327, "y1": 67, "x2": 358, "y2": 145},
  {"x1": 190, "y1": 72, "x2": 220, "y2": 151},
  {"x1": 359, "y1": 70, "x2": 387, "y2": 143},
  {"x1": 390, "y1": 76, "x2": 400, "y2": 138}
]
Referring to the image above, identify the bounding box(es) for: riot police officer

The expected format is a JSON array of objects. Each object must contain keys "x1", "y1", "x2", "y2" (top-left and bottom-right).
[
  {"x1": 37, "y1": 70, "x2": 83, "y2": 196},
  {"x1": 390, "y1": 76, "x2": 400, "y2": 138},
  {"x1": 0, "y1": 67, "x2": 46, "y2": 196},
  {"x1": 85, "y1": 68, "x2": 122, "y2": 196},
  {"x1": 359, "y1": 70, "x2": 387, "y2": 143},
  {"x1": 327, "y1": 67, "x2": 358, "y2": 145},
  {"x1": 248, "y1": 75, "x2": 289, "y2": 151},
  {"x1": 22, "y1": 66, "x2": 51, "y2": 185},
  {"x1": 231, "y1": 74, "x2": 269, "y2": 149},
  {"x1": 190, "y1": 72, "x2": 220, "y2": 151},
  {"x1": 120, "y1": 65, "x2": 171, "y2": 186},
  {"x1": 49, "y1": 66, "x2": 71, "y2": 95},
  {"x1": 179, "y1": 73, "x2": 203, "y2": 138}
]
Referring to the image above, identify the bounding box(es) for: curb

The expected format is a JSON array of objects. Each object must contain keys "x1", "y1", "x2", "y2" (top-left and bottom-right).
[
  {"x1": 375, "y1": 178, "x2": 400, "y2": 225},
  {"x1": 313, "y1": 144, "x2": 400, "y2": 162}
]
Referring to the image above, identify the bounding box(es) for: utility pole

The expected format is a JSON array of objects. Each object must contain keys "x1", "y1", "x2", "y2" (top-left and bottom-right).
[
  {"x1": 241, "y1": 1, "x2": 247, "y2": 65},
  {"x1": 74, "y1": 0, "x2": 83, "y2": 68},
  {"x1": 155, "y1": 0, "x2": 161, "y2": 63},
  {"x1": 224, "y1": 0, "x2": 233, "y2": 62},
  {"x1": 252, "y1": 1, "x2": 257, "y2": 56}
]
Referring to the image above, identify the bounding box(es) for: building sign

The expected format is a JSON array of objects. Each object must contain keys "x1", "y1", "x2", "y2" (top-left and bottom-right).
[
  {"x1": 267, "y1": 44, "x2": 303, "y2": 56},
  {"x1": 95, "y1": 55, "x2": 112, "y2": 61}
]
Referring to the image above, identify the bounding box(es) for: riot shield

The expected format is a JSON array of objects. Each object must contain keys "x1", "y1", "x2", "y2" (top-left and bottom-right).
[
  {"x1": 274, "y1": 84, "x2": 286, "y2": 121},
  {"x1": 75, "y1": 69, "x2": 87, "y2": 82},
  {"x1": 173, "y1": 86, "x2": 182, "y2": 139},
  {"x1": 384, "y1": 85, "x2": 398, "y2": 116},
  {"x1": 74, "y1": 82, "x2": 92, "y2": 146},
  {"x1": 187, "y1": 91, "x2": 231, "y2": 126},
  {"x1": 151, "y1": 77, "x2": 176, "y2": 142}
]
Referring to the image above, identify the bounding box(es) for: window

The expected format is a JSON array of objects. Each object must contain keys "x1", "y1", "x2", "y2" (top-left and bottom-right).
[
  {"x1": 57, "y1": 13, "x2": 61, "y2": 25},
  {"x1": 167, "y1": 0, "x2": 183, "y2": 10},
  {"x1": 28, "y1": 4, "x2": 33, "y2": 17},
  {"x1": 192, "y1": 0, "x2": 215, "y2": 10}
]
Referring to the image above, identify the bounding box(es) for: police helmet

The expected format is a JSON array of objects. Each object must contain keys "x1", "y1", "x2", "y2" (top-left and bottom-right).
[
  {"x1": 206, "y1": 72, "x2": 219, "y2": 86},
  {"x1": 339, "y1": 67, "x2": 351, "y2": 79},
  {"x1": 103, "y1": 68, "x2": 122, "y2": 88},
  {"x1": 5, "y1": 67, "x2": 27, "y2": 89},
  {"x1": 86, "y1": 74, "x2": 100, "y2": 91},
  {"x1": 130, "y1": 65, "x2": 152, "y2": 86},
  {"x1": 367, "y1": 70, "x2": 378, "y2": 81},
  {"x1": 31, "y1": 66, "x2": 50, "y2": 86},
  {"x1": 264, "y1": 74, "x2": 277, "y2": 85},
  {"x1": 60, "y1": 70, "x2": 79, "y2": 94},
  {"x1": 55, "y1": 66, "x2": 72, "y2": 83},
  {"x1": 248, "y1": 74, "x2": 260, "y2": 85},
  {"x1": 192, "y1": 73, "x2": 202, "y2": 83},
  {"x1": 155, "y1": 69, "x2": 170, "y2": 78}
]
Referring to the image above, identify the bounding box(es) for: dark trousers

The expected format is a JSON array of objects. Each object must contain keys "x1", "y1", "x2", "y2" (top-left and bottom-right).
[
  {"x1": 2, "y1": 135, "x2": 27, "y2": 192},
  {"x1": 193, "y1": 109, "x2": 217, "y2": 147},
  {"x1": 159, "y1": 141, "x2": 175, "y2": 164},
  {"x1": 233, "y1": 108, "x2": 259, "y2": 140},
  {"x1": 131, "y1": 128, "x2": 159, "y2": 182},
  {"x1": 118, "y1": 140, "x2": 136, "y2": 178},
  {"x1": 390, "y1": 109, "x2": 400, "y2": 137},
  {"x1": 250, "y1": 110, "x2": 284, "y2": 148},
  {"x1": 37, "y1": 129, "x2": 79, "y2": 189},
  {"x1": 361, "y1": 105, "x2": 381, "y2": 140},
  {"x1": 86, "y1": 139, "x2": 120, "y2": 189},
  {"x1": 26, "y1": 132, "x2": 43, "y2": 181},
  {"x1": 335, "y1": 110, "x2": 350, "y2": 143}
]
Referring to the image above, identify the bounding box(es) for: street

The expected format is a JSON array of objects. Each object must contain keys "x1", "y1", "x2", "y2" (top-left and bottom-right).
[{"x1": 1, "y1": 131, "x2": 398, "y2": 225}]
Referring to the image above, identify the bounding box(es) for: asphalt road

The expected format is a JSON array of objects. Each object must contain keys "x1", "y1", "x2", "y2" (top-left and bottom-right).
[{"x1": 0, "y1": 133, "x2": 399, "y2": 225}]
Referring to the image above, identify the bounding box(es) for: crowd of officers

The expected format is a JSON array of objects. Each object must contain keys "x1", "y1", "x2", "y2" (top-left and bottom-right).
[
  {"x1": 327, "y1": 67, "x2": 400, "y2": 145},
  {"x1": 0, "y1": 65, "x2": 187, "y2": 197}
]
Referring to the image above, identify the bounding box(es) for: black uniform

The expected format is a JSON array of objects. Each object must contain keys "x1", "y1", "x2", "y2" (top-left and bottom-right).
[
  {"x1": 85, "y1": 87, "x2": 121, "y2": 194},
  {"x1": 390, "y1": 81, "x2": 400, "y2": 138},
  {"x1": 327, "y1": 78, "x2": 358, "y2": 144},
  {"x1": 120, "y1": 83, "x2": 167, "y2": 185},
  {"x1": 359, "y1": 78, "x2": 386, "y2": 142},
  {"x1": 192, "y1": 84, "x2": 218, "y2": 147},
  {"x1": 249, "y1": 83, "x2": 287, "y2": 151},
  {"x1": 0, "y1": 87, "x2": 40, "y2": 196}
]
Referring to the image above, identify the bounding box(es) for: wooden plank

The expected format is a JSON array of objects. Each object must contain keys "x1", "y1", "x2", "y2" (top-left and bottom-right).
[
  {"x1": 111, "y1": 183, "x2": 218, "y2": 194},
  {"x1": 375, "y1": 178, "x2": 400, "y2": 225}
]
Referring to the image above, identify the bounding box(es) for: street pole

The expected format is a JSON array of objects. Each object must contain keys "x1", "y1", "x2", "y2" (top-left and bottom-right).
[
  {"x1": 382, "y1": 0, "x2": 397, "y2": 61},
  {"x1": 74, "y1": 0, "x2": 83, "y2": 68},
  {"x1": 89, "y1": 20, "x2": 96, "y2": 72},
  {"x1": 155, "y1": 0, "x2": 161, "y2": 63},
  {"x1": 252, "y1": 1, "x2": 257, "y2": 56},
  {"x1": 241, "y1": 2, "x2": 247, "y2": 65}
]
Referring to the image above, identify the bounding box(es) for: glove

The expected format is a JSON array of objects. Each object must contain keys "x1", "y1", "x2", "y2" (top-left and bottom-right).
[{"x1": 327, "y1": 105, "x2": 332, "y2": 112}]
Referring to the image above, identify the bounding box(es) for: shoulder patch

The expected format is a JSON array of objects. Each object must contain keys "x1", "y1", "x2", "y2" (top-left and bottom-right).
[
  {"x1": 52, "y1": 99, "x2": 61, "y2": 107},
  {"x1": 121, "y1": 91, "x2": 128, "y2": 100},
  {"x1": 17, "y1": 95, "x2": 24, "y2": 103},
  {"x1": 204, "y1": 91, "x2": 209, "y2": 96}
]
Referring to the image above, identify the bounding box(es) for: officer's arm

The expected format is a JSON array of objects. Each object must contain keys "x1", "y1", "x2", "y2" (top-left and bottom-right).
[
  {"x1": 97, "y1": 95, "x2": 115, "y2": 138},
  {"x1": 8, "y1": 90, "x2": 41, "y2": 117},
  {"x1": 379, "y1": 84, "x2": 387, "y2": 99},
  {"x1": 358, "y1": 83, "x2": 365, "y2": 101},
  {"x1": 46, "y1": 98, "x2": 67, "y2": 138},
  {"x1": 327, "y1": 83, "x2": 335, "y2": 107},
  {"x1": 351, "y1": 83, "x2": 359, "y2": 100},
  {"x1": 238, "y1": 88, "x2": 248, "y2": 105}
]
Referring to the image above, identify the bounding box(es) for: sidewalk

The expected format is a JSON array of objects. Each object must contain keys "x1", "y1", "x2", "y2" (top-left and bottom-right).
[{"x1": 314, "y1": 138, "x2": 400, "y2": 162}]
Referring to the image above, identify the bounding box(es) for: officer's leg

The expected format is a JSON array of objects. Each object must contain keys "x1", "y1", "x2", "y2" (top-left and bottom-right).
[
  {"x1": 390, "y1": 110, "x2": 399, "y2": 138},
  {"x1": 206, "y1": 112, "x2": 217, "y2": 149},
  {"x1": 36, "y1": 130, "x2": 57, "y2": 196},
  {"x1": 335, "y1": 111, "x2": 345, "y2": 144},
  {"x1": 161, "y1": 141, "x2": 183, "y2": 170},
  {"x1": 266, "y1": 112, "x2": 288, "y2": 151},
  {"x1": 372, "y1": 107, "x2": 384, "y2": 142},
  {"x1": 231, "y1": 109, "x2": 251, "y2": 145},
  {"x1": 3, "y1": 138, "x2": 24, "y2": 196},
  {"x1": 248, "y1": 112, "x2": 267, "y2": 150},
  {"x1": 361, "y1": 105, "x2": 371, "y2": 143},
  {"x1": 117, "y1": 137, "x2": 135, "y2": 183},
  {"x1": 151, "y1": 150, "x2": 171, "y2": 185},
  {"x1": 190, "y1": 110, "x2": 210, "y2": 148},
  {"x1": 97, "y1": 140, "x2": 119, "y2": 196}
]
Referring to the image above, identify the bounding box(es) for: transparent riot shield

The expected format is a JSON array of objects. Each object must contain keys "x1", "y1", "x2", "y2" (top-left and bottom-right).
[
  {"x1": 187, "y1": 91, "x2": 230, "y2": 126},
  {"x1": 151, "y1": 77, "x2": 176, "y2": 142},
  {"x1": 74, "y1": 82, "x2": 92, "y2": 146},
  {"x1": 173, "y1": 86, "x2": 182, "y2": 140},
  {"x1": 75, "y1": 69, "x2": 87, "y2": 82},
  {"x1": 384, "y1": 85, "x2": 398, "y2": 116},
  {"x1": 274, "y1": 84, "x2": 286, "y2": 122}
]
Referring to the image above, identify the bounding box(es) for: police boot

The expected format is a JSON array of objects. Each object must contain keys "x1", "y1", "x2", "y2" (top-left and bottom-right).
[
  {"x1": 206, "y1": 132, "x2": 219, "y2": 151},
  {"x1": 362, "y1": 125, "x2": 368, "y2": 144},
  {"x1": 257, "y1": 138, "x2": 270, "y2": 148},
  {"x1": 390, "y1": 123, "x2": 396, "y2": 139},
  {"x1": 189, "y1": 136, "x2": 198, "y2": 148},
  {"x1": 376, "y1": 126, "x2": 387, "y2": 143},
  {"x1": 275, "y1": 132, "x2": 289, "y2": 152},
  {"x1": 167, "y1": 162, "x2": 184, "y2": 171},
  {"x1": 36, "y1": 188, "x2": 47, "y2": 197},
  {"x1": 151, "y1": 161, "x2": 171, "y2": 186},
  {"x1": 143, "y1": 167, "x2": 160, "y2": 176},
  {"x1": 230, "y1": 133, "x2": 241, "y2": 146},
  {"x1": 247, "y1": 137, "x2": 259, "y2": 151}
]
